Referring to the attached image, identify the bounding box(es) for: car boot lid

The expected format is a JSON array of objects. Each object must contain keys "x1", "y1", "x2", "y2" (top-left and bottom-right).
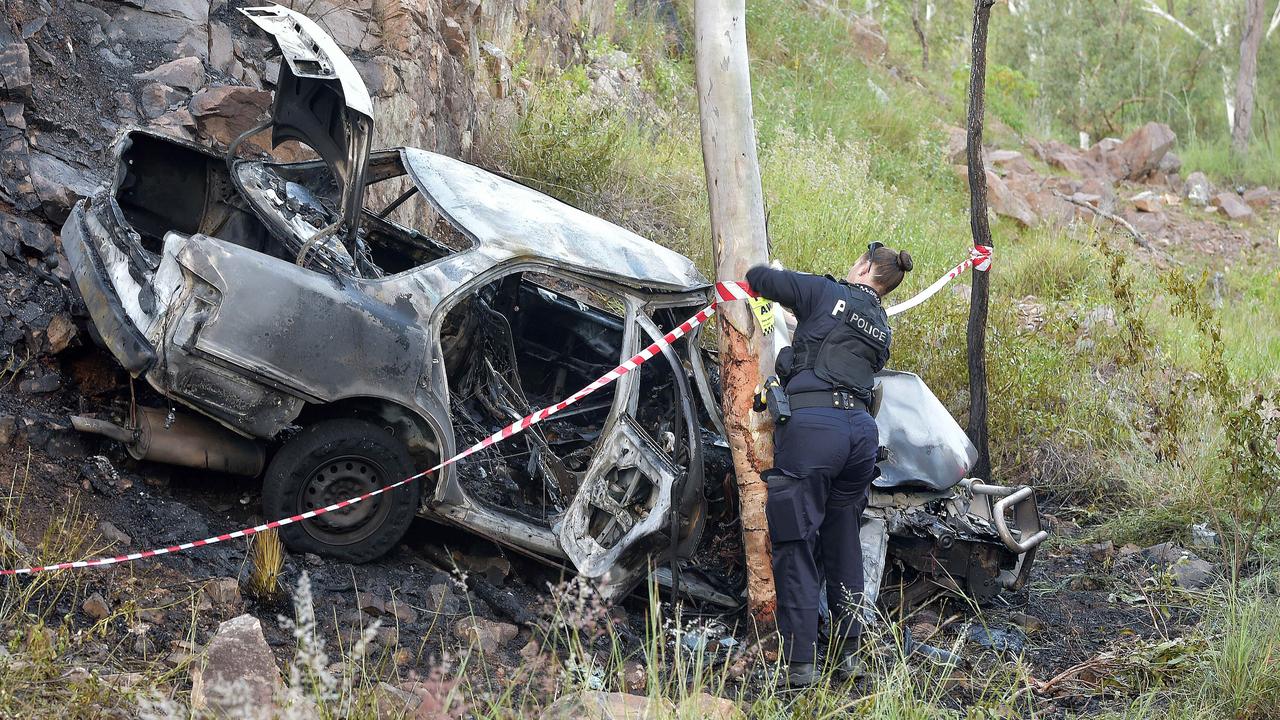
[{"x1": 240, "y1": 5, "x2": 373, "y2": 247}]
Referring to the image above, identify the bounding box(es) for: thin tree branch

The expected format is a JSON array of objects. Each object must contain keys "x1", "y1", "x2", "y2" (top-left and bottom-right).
[
  {"x1": 1141, "y1": 1, "x2": 1212, "y2": 49},
  {"x1": 1052, "y1": 191, "x2": 1153, "y2": 250}
]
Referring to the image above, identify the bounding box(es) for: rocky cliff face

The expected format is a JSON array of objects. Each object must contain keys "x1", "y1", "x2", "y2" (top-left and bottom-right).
[{"x1": 0, "y1": 0, "x2": 617, "y2": 377}]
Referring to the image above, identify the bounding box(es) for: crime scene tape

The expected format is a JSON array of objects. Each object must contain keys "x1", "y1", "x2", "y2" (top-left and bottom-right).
[{"x1": 1, "y1": 247, "x2": 990, "y2": 576}]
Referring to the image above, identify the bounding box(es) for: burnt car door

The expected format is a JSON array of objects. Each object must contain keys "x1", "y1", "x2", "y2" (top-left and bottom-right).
[{"x1": 555, "y1": 292, "x2": 714, "y2": 599}]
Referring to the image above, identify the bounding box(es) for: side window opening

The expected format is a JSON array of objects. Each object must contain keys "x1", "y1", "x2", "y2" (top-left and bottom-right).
[{"x1": 440, "y1": 271, "x2": 626, "y2": 523}]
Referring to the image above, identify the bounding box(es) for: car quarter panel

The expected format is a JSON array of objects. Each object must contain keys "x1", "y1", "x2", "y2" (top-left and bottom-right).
[{"x1": 157, "y1": 233, "x2": 431, "y2": 425}]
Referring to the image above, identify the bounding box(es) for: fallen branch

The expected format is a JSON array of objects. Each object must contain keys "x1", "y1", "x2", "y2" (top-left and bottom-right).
[{"x1": 1052, "y1": 191, "x2": 1153, "y2": 250}]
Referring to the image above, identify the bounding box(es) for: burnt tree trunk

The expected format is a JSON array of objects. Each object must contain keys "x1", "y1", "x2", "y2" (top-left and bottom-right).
[
  {"x1": 1232, "y1": 0, "x2": 1265, "y2": 156},
  {"x1": 693, "y1": 0, "x2": 777, "y2": 626},
  {"x1": 965, "y1": 0, "x2": 995, "y2": 481}
]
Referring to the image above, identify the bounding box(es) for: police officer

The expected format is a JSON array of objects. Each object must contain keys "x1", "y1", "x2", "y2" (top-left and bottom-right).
[{"x1": 745, "y1": 242, "x2": 913, "y2": 686}]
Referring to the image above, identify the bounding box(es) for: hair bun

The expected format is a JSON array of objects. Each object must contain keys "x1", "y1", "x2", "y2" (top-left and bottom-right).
[{"x1": 896, "y1": 250, "x2": 914, "y2": 272}]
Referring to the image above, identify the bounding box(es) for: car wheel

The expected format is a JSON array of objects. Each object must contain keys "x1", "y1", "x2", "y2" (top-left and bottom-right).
[{"x1": 263, "y1": 418, "x2": 421, "y2": 563}]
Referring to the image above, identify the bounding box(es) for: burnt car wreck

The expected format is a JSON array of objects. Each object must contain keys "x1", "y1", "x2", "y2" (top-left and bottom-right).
[{"x1": 63, "y1": 6, "x2": 1045, "y2": 611}]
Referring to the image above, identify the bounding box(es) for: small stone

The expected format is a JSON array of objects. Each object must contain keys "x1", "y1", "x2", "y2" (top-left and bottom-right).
[
  {"x1": 386, "y1": 598, "x2": 418, "y2": 624},
  {"x1": 373, "y1": 681, "x2": 421, "y2": 720},
  {"x1": 1085, "y1": 540, "x2": 1115, "y2": 563},
  {"x1": 45, "y1": 313, "x2": 76, "y2": 354},
  {"x1": 357, "y1": 591, "x2": 387, "y2": 616},
  {"x1": 0, "y1": 414, "x2": 17, "y2": 446},
  {"x1": 1242, "y1": 186, "x2": 1272, "y2": 208},
  {"x1": 1008, "y1": 612, "x2": 1045, "y2": 632},
  {"x1": 452, "y1": 617, "x2": 517, "y2": 651},
  {"x1": 618, "y1": 658, "x2": 647, "y2": 692},
  {"x1": 1214, "y1": 192, "x2": 1253, "y2": 220},
  {"x1": 1190, "y1": 523, "x2": 1219, "y2": 548},
  {"x1": 1131, "y1": 190, "x2": 1161, "y2": 213},
  {"x1": 139, "y1": 82, "x2": 184, "y2": 119},
  {"x1": 138, "y1": 608, "x2": 166, "y2": 625},
  {"x1": 676, "y1": 694, "x2": 742, "y2": 720},
  {"x1": 426, "y1": 583, "x2": 461, "y2": 615},
  {"x1": 133, "y1": 56, "x2": 205, "y2": 92},
  {"x1": 204, "y1": 577, "x2": 241, "y2": 606},
  {"x1": 19, "y1": 374, "x2": 60, "y2": 394},
  {"x1": 83, "y1": 592, "x2": 111, "y2": 620},
  {"x1": 98, "y1": 520, "x2": 131, "y2": 547}
]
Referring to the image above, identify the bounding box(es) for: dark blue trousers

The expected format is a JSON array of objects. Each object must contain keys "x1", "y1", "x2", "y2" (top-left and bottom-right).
[{"x1": 767, "y1": 406, "x2": 878, "y2": 664}]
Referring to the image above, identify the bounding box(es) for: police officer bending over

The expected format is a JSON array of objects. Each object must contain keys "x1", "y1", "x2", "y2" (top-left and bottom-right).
[{"x1": 745, "y1": 242, "x2": 913, "y2": 686}]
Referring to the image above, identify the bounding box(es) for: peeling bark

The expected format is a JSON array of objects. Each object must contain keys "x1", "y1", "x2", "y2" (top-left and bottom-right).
[{"x1": 693, "y1": 0, "x2": 777, "y2": 625}]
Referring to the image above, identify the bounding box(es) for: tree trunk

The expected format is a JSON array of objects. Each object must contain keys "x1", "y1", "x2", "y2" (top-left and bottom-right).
[
  {"x1": 965, "y1": 0, "x2": 995, "y2": 481},
  {"x1": 1233, "y1": 0, "x2": 1265, "y2": 156},
  {"x1": 911, "y1": 0, "x2": 930, "y2": 70},
  {"x1": 693, "y1": 0, "x2": 777, "y2": 626}
]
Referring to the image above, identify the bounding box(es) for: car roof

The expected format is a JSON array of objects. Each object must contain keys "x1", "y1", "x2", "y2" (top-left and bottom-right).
[{"x1": 402, "y1": 148, "x2": 709, "y2": 293}]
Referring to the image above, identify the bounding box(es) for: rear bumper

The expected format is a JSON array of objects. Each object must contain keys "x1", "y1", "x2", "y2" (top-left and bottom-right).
[{"x1": 62, "y1": 200, "x2": 156, "y2": 375}]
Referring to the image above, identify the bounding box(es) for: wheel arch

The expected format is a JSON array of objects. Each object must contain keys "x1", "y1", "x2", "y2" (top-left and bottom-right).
[{"x1": 292, "y1": 396, "x2": 445, "y2": 479}]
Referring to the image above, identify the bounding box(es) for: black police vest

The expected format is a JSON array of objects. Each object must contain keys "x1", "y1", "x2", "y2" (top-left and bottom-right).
[{"x1": 789, "y1": 283, "x2": 890, "y2": 397}]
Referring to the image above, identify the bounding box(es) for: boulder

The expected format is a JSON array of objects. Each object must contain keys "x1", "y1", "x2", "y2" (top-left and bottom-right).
[
  {"x1": 29, "y1": 152, "x2": 100, "y2": 223},
  {"x1": 208, "y1": 22, "x2": 235, "y2": 74},
  {"x1": 133, "y1": 56, "x2": 205, "y2": 92},
  {"x1": 1242, "y1": 186, "x2": 1272, "y2": 208},
  {"x1": 1157, "y1": 151, "x2": 1182, "y2": 175},
  {"x1": 440, "y1": 17, "x2": 468, "y2": 56},
  {"x1": 942, "y1": 125, "x2": 967, "y2": 165},
  {"x1": 985, "y1": 170, "x2": 1037, "y2": 227},
  {"x1": 989, "y1": 149, "x2": 1034, "y2": 175},
  {"x1": 848, "y1": 15, "x2": 888, "y2": 62},
  {"x1": 190, "y1": 614, "x2": 281, "y2": 717},
  {"x1": 0, "y1": 210, "x2": 56, "y2": 257},
  {"x1": 543, "y1": 692, "x2": 673, "y2": 720},
  {"x1": 1213, "y1": 192, "x2": 1253, "y2": 221},
  {"x1": 1183, "y1": 171, "x2": 1211, "y2": 206},
  {"x1": 1114, "y1": 122, "x2": 1176, "y2": 180},
  {"x1": 189, "y1": 85, "x2": 271, "y2": 149},
  {"x1": 1141, "y1": 543, "x2": 1217, "y2": 589}
]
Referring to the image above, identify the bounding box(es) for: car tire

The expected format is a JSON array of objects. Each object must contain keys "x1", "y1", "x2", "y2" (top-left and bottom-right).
[{"x1": 263, "y1": 418, "x2": 421, "y2": 563}]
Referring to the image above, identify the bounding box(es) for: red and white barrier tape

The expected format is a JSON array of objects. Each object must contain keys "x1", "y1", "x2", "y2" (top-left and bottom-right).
[{"x1": 1, "y1": 248, "x2": 988, "y2": 576}]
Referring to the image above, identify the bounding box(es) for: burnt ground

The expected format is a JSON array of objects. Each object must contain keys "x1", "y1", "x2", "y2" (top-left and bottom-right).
[{"x1": 0, "y1": 342, "x2": 1203, "y2": 717}]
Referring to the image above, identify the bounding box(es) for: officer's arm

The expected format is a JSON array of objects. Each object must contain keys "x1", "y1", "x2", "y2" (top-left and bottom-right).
[{"x1": 745, "y1": 265, "x2": 825, "y2": 317}]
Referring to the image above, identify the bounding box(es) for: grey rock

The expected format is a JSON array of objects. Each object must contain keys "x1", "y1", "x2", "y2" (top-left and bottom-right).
[
  {"x1": 1184, "y1": 171, "x2": 1211, "y2": 206},
  {"x1": 0, "y1": 38, "x2": 33, "y2": 99},
  {"x1": 139, "y1": 82, "x2": 183, "y2": 119},
  {"x1": 543, "y1": 691, "x2": 672, "y2": 720},
  {"x1": 99, "y1": 520, "x2": 132, "y2": 547},
  {"x1": 426, "y1": 582, "x2": 461, "y2": 614},
  {"x1": 190, "y1": 614, "x2": 281, "y2": 715},
  {"x1": 0, "y1": 414, "x2": 16, "y2": 446},
  {"x1": 28, "y1": 151, "x2": 101, "y2": 223},
  {"x1": 1141, "y1": 542, "x2": 1217, "y2": 589},
  {"x1": 0, "y1": 526, "x2": 30, "y2": 557},
  {"x1": 452, "y1": 616, "x2": 517, "y2": 651},
  {"x1": 0, "y1": 210, "x2": 56, "y2": 257},
  {"x1": 1190, "y1": 523, "x2": 1219, "y2": 548},
  {"x1": 83, "y1": 592, "x2": 112, "y2": 620},
  {"x1": 1214, "y1": 191, "x2": 1254, "y2": 220},
  {"x1": 209, "y1": 22, "x2": 234, "y2": 74},
  {"x1": 1242, "y1": 185, "x2": 1273, "y2": 207},
  {"x1": 133, "y1": 56, "x2": 204, "y2": 92},
  {"x1": 19, "y1": 373, "x2": 61, "y2": 394},
  {"x1": 204, "y1": 577, "x2": 241, "y2": 606}
]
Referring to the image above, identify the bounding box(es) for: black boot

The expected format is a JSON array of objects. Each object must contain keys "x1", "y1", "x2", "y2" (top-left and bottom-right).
[
  {"x1": 785, "y1": 662, "x2": 818, "y2": 687},
  {"x1": 833, "y1": 651, "x2": 866, "y2": 682}
]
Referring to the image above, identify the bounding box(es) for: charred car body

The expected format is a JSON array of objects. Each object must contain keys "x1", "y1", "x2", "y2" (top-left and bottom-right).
[{"x1": 63, "y1": 6, "x2": 1044, "y2": 609}]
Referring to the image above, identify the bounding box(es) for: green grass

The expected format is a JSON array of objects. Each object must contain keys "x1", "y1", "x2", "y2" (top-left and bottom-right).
[{"x1": 1181, "y1": 136, "x2": 1280, "y2": 189}]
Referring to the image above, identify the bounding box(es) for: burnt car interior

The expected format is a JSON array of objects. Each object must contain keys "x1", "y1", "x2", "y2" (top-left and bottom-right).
[
  {"x1": 442, "y1": 272, "x2": 625, "y2": 522},
  {"x1": 114, "y1": 133, "x2": 471, "y2": 278}
]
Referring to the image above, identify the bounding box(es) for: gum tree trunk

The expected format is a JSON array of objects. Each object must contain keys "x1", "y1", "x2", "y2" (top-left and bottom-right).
[
  {"x1": 693, "y1": 0, "x2": 777, "y2": 626},
  {"x1": 1232, "y1": 0, "x2": 1265, "y2": 156},
  {"x1": 965, "y1": 0, "x2": 995, "y2": 481}
]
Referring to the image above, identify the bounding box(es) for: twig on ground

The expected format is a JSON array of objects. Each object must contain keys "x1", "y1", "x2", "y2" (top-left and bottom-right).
[{"x1": 1053, "y1": 191, "x2": 1153, "y2": 250}]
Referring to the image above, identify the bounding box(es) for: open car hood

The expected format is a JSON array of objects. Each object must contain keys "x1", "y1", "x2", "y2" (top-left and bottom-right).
[{"x1": 240, "y1": 5, "x2": 373, "y2": 248}]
